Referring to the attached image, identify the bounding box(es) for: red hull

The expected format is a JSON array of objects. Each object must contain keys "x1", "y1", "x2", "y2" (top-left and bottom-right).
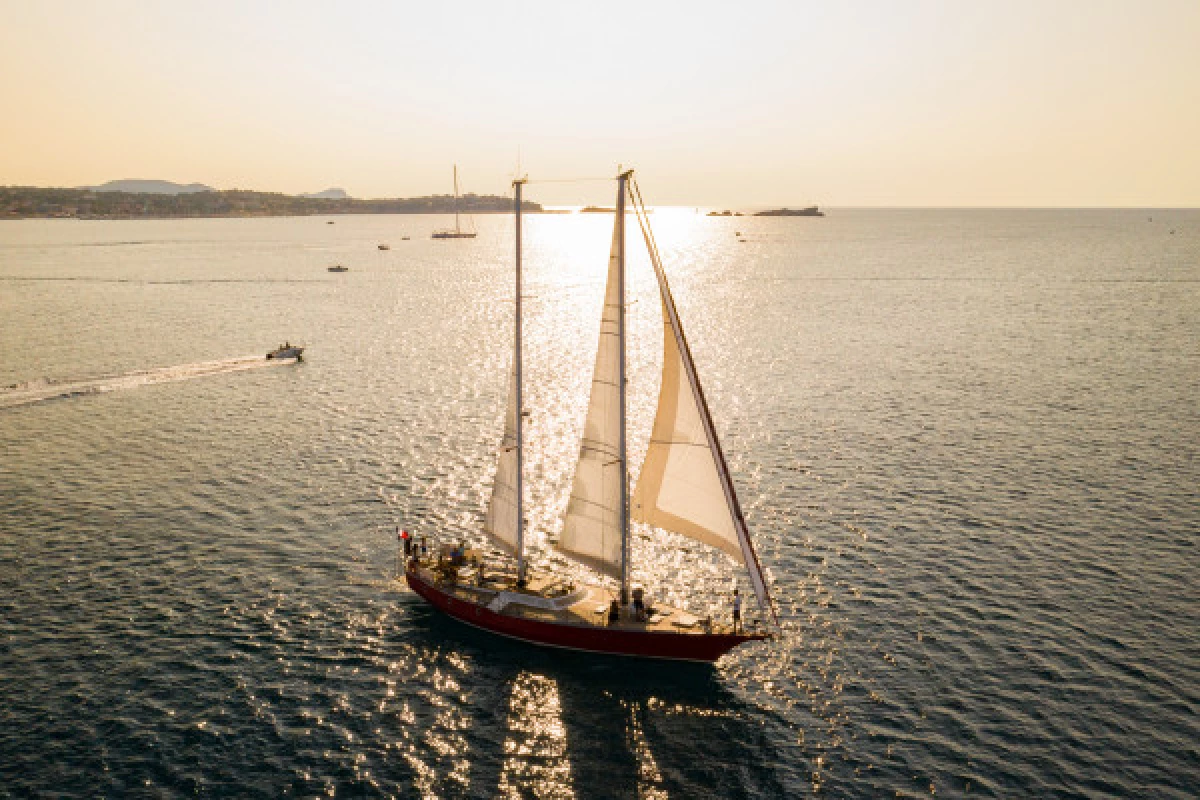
[{"x1": 406, "y1": 570, "x2": 765, "y2": 663}]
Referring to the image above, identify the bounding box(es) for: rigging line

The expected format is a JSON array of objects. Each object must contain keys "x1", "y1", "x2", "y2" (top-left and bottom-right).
[
  {"x1": 631, "y1": 178, "x2": 667, "y2": 271},
  {"x1": 629, "y1": 180, "x2": 659, "y2": 266},
  {"x1": 521, "y1": 176, "x2": 615, "y2": 184}
]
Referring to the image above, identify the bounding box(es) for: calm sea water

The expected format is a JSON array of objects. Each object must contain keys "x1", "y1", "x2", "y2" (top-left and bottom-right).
[{"x1": 1, "y1": 209, "x2": 1196, "y2": 798}]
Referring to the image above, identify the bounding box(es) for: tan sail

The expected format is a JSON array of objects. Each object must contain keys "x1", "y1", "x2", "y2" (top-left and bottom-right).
[
  {"x1": 557, "y1": 223, "x2": 625, "y2": 577},
  {"x1": 632, "y1": 302, "x2": 742, "y2": 561}
]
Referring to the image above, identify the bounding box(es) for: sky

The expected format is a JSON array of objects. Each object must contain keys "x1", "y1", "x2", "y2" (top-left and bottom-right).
[{"x1": 1, "y1": 0, "x2": 1197, "y2": 206}]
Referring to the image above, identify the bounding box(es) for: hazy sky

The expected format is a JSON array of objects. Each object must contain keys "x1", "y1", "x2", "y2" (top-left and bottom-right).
[{"x1": 2, "y1": 1, "x2": 1197, "y2": 206}]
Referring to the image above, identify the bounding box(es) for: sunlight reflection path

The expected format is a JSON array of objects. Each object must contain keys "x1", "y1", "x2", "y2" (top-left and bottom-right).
[
  {"x1": 497, "y1": 672, "x2": 574, "y2": 799},
  {"x1": 623, "y1": 700, "x2": 668, "y2": 800}
]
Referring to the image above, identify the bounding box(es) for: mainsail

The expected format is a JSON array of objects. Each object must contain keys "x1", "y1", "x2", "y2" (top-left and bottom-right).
[
  {"x1": 483, "y1": 363, "x2": 520, "y2": 555},
  {"x1": 630, "y1": 196, "x2": 776, "y2": 621},
  {"x1": 557, "y1": 224, "x2": 625, "y2": 578}
]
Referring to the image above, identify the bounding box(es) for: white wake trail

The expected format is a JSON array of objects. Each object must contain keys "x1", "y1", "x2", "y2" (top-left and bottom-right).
[{"x1": 0, "y1": 355, "x2": 297, "y2": 410}]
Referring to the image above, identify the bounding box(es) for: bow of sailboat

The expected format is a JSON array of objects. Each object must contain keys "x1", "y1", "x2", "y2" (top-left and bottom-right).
[{"x1": 626, "y1": 176, "x2": 780, "y2": 628}]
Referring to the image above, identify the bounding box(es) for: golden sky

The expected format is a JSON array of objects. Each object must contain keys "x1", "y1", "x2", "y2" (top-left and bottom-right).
[{"x1": 1, "y1": 1, "x2": 1197, "y2": 206}]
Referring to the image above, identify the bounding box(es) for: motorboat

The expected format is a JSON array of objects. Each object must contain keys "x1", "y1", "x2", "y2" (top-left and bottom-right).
[{"x1": 266, "y1": 343, "x2": 304, "y2": 360}]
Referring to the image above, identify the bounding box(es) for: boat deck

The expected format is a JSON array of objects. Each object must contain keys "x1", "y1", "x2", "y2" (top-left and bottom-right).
[{"x1": 406, "y1": 559, "x2": 754, "y2": 637}]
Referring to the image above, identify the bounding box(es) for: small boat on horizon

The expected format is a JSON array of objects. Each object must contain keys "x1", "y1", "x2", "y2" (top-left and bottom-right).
[
  {"x1": 328, "y1": 265, "x2": 349, "y2": 272},
  {"x1": 404, "y1": 169, "x2": 777, "y2": 663},
  {"x1": 378, "y1": 244, "x2": 390, "y2": 250},
  {"x1": 266, "y1": 343, "x2": 304, "y2": 360},
  {"x1": 579, "y1": 205, "x2": 646, "y2": 214},
  {"x1": 431, "y1": 165, "x2": 477, "y2": 239}
]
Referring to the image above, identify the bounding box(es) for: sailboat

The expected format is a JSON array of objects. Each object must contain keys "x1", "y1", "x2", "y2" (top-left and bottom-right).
[
  {"x1": 405, "y1": 170, "x2": 776, "y2": 662},
  {"x1": 430, "y1": 165, "x2": 477, "y2": 239}
]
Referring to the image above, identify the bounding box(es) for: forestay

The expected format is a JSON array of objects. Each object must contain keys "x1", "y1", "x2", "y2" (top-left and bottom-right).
[
  {"x1": 557, "y1": 225, "x2": 625, "y2": 578},
  {"x1": 483, "y1": 364, "x2": 520, "y2": 555}
]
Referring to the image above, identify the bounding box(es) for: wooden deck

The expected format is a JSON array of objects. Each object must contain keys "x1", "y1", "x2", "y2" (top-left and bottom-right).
[{"x1": 408, "y1": 558, "x2": 744, "y2": 637}]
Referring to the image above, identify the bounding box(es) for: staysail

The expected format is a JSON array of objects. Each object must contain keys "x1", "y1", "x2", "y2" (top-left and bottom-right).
[
  {"x1": 557, "y1": 223, "x2": 625, "y2": 578},
  {"x1": 483, "y1": 363, "x2": 520, "y2": 555},
  {"x1": 630, "y1": 195, "x2": 776, "y2": 621}
]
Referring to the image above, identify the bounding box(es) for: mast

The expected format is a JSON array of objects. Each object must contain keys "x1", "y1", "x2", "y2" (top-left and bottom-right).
[
  {"x1": 617, "y1": 169, "x2": 632, "y2": 602},
  {"x1": 453, "y1": 165, "x2": 461, "y2": 235},
  {"x1": 514, "y1": 177, "x2": 527, "y2": 583}
]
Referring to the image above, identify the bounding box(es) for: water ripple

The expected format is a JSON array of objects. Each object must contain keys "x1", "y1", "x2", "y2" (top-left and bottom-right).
[{"x1": 1, "y1": 210, "x2": 1197, "y2": 797}]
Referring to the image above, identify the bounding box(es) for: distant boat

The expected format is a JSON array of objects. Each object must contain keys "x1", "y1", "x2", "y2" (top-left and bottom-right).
[
  {"x1": 266, "y1": 343, "x2": 304, "y2": 360},
  {"x1": 579, "y1": 205, "x2": 645, "y2": 214},
  {"x1": 326, "y1": 220, "x2": 335, "y2": 224},
  {"x1": 405, "y1": 170, "x2": 777, "y2": 662},
  {"x1": 378, "y1": 244, "x2": 390, "y2": 250},
  {"x1": 328, "y1": 265, "x2": 349, "y2": 272},
  {"x1": 754, "y1": 206, "x2": 824, "y2": 217},
  {"x1": 431, "y1": 165, "x2": 477, "y2": 239}
]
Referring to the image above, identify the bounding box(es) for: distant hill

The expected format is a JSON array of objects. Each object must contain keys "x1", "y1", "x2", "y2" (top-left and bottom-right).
[
  {"x1": 299, "y1": 188, "x2": 348, "y2": 199},
  {"x1": 1, "y1": 185, "x2": 541, "y2": 218},
  {"x1": 90, "y1": 180, "x2": 214, "y2": 195}
]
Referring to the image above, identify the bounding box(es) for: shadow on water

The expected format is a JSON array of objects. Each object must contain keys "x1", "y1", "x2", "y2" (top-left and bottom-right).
[{"x1": 401, "y1": 596, "x2": 791, "y2": 799}]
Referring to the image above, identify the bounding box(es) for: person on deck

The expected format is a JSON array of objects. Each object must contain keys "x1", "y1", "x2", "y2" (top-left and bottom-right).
[
  {"x1": 732, "y1": 589, "x2": 743, "y2": 633},
  {"x1": 607, "y1": 599, "x2": 620, "y2": 626},
  {"x1": 632, "y1": 588, "x2": 646, "y2": 622}
]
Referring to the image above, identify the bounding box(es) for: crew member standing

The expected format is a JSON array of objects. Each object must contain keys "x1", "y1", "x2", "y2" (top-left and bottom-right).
[{"x1": 732, "y1": 588, "x2": 743, "y2": 633}]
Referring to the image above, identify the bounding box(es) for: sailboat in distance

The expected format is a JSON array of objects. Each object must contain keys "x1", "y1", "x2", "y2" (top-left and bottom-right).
[
  {"x1": 430, "y1": 164, "x2": 477, "y2": 239},
  {"x1": 405, "y1": 169, "x2": 776, "y2": 662}
]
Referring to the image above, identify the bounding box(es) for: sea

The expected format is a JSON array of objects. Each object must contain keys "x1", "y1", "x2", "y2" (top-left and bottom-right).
[{"x1": 1, "y1": 208, "x2": 1196, "y2": 798}]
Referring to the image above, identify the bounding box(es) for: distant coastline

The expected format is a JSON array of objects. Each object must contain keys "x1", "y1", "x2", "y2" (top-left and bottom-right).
[
  {"x1": 0, "y1": 185, "x2": 541, "y2": 220},
  {"x1": 754, "y1": 206, "x2": 824, "y2": 217}
]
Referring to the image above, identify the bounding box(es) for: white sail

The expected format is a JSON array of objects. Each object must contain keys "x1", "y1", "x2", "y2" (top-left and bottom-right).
[
  {"x1": 631, "y1": 212, "x2": 776, "y2": 620},
  {"x1": 483, "y1": 363, "x2": 520, "y2": 555},
  {"x1": 557, "y1": 223, "x2": 625, "y2": 578}
]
